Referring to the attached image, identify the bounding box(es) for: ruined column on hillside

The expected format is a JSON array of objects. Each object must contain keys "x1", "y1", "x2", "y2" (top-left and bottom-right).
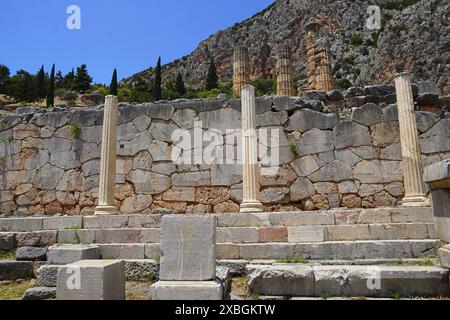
[
  {"x1": 240, "y1": 85, "x2": 263, "y2": 213},
  {"x1": 233, "y1": 46, "x2": 250, "y2": 97},
  {"x1": 314, "y1": 38, "x2": 334, "y2": 92},
  {"x1": 276, "y1": 45, "x2": 295, "y2": 96},
  {"x1": 394, "y1": 73, "x2": 430, "y2": 207},
  {"x1": 95, "y1": 95, "x2": 119, "y2": 215},
  {"x1": 306, "y1": 31, "x2": 317, "y2": 91},
  {"x1": 305, "y1": 22, "x2": 319, "y2": 91}
]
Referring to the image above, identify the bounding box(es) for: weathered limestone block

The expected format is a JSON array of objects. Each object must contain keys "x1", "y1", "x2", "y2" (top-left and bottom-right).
[
  {"x1": 16, "y1": 231, "x2": 57, "y2": 247},
  {"x1": 216, "y1": 227, "x2": 259, "y2": 244},
  {"x1": 151, "y1": 281, "x2": 223, "y2": 300},
  {"x1": 353, "y1": 160, "x2": 403, "y2": 184},
  {"x1": 439, "y1": 245, "x2": 450, "y2": 268},
  {"x1": 57, "y1": 260, "x2": 125, "y2": 300},
  {"x1": 124, "y1": 259, "x2": 159, "y2": 281},
  {"x1": 160, "y1": 215, "x2": 216, "y2": 281},
  {"x1": 47, "y1": 245, "x2": 101, "y2": 265},
  {"x1": 287, "y1": 109, "x2": 336, "y2": 133},
  {"x1": 288, "y1": 226, "x2": 325, "y2": 242},
  {"x1": 22, "y1": 287, "x2": 56, "y2": 300},
  {"x1": 290, "y1": 177, "x2": 315, "y2": 202},
  {"x1": 42, "y1": 216, "x2": 82, "y2": 231},
  {"x1": 351, "y1": 103, "x2": 383, "y2": 127},
  {"x1": 128, "y1": 170, "x2": 171, "y2": 194},
  {"x1": 297, "y1": 128, "x2": 334, "y2": 156},
  {"x1": 424, "y1": 160, "x2": 450, "y2": 242},
  {"x1": 248, "y1": 265, "x2": 315, "y2": 297},
  {"x1": 0, "y1": 261, "x2": 34, "y2": 280},
  {"x1": 308, "y1": 160, "x2": 352, "y2": 183},
  {"x1": 334, "y1": 122, "x2": 372, "y2": 150},
  {"x1": 36, "y1": 265, "x2": 60, "y2": 287},
  {"x1": 0, "y1": 233, "x2": 16, "y2": 251},
  {"x1": 16, "y1": 246, "x2": 47, "y2": 261}
]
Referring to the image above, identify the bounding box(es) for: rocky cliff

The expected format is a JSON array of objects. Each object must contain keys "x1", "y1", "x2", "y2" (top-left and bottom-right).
[{"x1": 124, "y1": 0, "x2": 449, "y2": 92}]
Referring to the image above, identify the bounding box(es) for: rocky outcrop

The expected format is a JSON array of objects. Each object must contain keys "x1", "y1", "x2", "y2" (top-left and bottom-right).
[{"x1": 124, "y1": 0, "x2": 449, "y2": 92}]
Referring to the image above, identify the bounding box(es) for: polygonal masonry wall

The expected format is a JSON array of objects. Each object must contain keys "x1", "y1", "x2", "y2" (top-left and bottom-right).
[{"x1": 0, "y1": 88, "x2": 449, "y2": 216}]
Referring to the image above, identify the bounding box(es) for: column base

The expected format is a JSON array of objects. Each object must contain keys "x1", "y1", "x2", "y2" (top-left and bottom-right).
[
  {"x1": 399, "y1": 195, "x2": 431, "y2": 207},
  {"x1": 240, "y1": 201, "x2": 264, "y2": 213},
  {"x1": 94, "y1": 205, "x2": 118, "y2": 215}
]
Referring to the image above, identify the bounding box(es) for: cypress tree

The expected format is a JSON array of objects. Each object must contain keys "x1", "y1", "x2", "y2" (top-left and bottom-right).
[
  {"x1": 46, "y1": 64, "x2": 55, "y2": 107},
  {"x1": 36, "y1": 65, "x2": 47, "y2": 99},
  {"x1": 175, "y1": 72, "x2": 186, "y2": 96},
  {"x1": 205, "y1": 58, "x2": 218, "y2": 90},
  {"x1": 152, "y1": 57, "x2": 162, "y2": 101},
  {"x1": 109, "y1": 68, "x2": 118, "y2": 96}
]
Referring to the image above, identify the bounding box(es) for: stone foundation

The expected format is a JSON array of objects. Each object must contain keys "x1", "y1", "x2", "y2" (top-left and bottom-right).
[{"x1": 0, "y1": 85, "x2": 448, "y2": 216}]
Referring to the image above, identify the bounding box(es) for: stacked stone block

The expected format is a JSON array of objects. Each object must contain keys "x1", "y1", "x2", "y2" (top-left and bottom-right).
[{"x1": 150, "y1": 215, "x2": 223, "y2": 300}]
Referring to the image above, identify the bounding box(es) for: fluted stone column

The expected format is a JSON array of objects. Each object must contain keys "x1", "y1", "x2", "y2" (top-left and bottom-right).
[
  {"x1": 95, "y1": 95, "x2": 119, "y2": 215},
  {"x1": 306, "y1": 31, "x2": 317, "y2": 91},
  {"x1": 276, "y1": 45, "x2": 295, "y2": 96},
  {"x1": 394, "y1": 73, "x2": 430, "y2": 207},
  {"x1": 233, "y1": 46, "x2": 250, "y2": 97},
  {"x1": 240, "y1": 85, "x2": 263, "y2": 213},
  {"x1": 314, "y1": 39, "x2": 333, "y2": 92}
]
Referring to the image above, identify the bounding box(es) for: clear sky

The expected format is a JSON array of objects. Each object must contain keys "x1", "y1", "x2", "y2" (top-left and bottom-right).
[{"x1": 0, "y1": 0, "x2": 274, "y2": 84}]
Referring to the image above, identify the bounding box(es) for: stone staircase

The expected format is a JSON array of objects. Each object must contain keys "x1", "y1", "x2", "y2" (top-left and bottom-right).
[{"x1": 1, "y1": 207, "x2": 449, "y2": 299}]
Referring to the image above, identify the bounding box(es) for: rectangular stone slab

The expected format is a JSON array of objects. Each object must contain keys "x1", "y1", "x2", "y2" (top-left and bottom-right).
[
  {"x1": 150, "y1": 281, "x2": 223, "y2": 300},
  {"x1": 160, "y1": 215, "x2": 216, "y2": 281},
  {"x1": 56, "y1": 260, "x2": 125, "y2": 300},
  {"x1": 47, "y1": 245, "x2": 101, "y2": 265}
]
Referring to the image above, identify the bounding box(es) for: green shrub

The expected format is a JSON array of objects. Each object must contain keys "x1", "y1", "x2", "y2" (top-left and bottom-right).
[
  {"x1": 68, "y1": 124, "x2": 81, "y2": 137},
  {"x1": 66, "y1": 99, "x2": 77, "y2": 107},
  {"x1": 334, "y1": 79, "x2": 352, "y2": 90},
  {"x1": 350, "y1": 35, "x2": 363, "y2": 46},
  {"x1": 250, "y1": 79, "x2": 275, "y2": 96}
]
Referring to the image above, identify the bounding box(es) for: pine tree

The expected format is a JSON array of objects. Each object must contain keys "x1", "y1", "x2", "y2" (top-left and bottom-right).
[
  {"x1": 36, "y1": 65, "x2": 47, "y2": 100},
  {"x1": 0, "y1": 64, "x2": 10, "y2": 94},
  {"x1": 152, "y1": 57, "x2": 162, "y2": 101},
  {"x1": 109, "y1": 68, "x2": 118, "y2": 96},
  {"x1": 63, "y1": 68, "x2": 75, "y2": 90},
  {"x1": 73, "y1": 64, "x2": 93, "y2": 93},
  {"x1": 46, "y1": 64, "x2": 55, "y2": 107},
  {"x1": 205, "y1": 58, "x2": 218, "y2": 90},
  {"x1": 55, "y1": 70, "x2": 64, "y2": 89},
  {"x1": 175, "y1": 72, "x2": 186, "y2": 96}
]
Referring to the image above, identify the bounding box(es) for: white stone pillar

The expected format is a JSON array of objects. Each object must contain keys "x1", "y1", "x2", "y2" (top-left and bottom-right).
[
  {"x1": 394, "y1": 73, "x2": 430, "y2": 207},
  {"x1": 240, "y1": 85, "x2": 263, "y2": 213},
  {"x1": 95, "y1": 95, "x2": 119, "y2": 215}
]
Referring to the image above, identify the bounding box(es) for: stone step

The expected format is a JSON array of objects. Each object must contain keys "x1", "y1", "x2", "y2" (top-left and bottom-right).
[
  {"x1": 0, "y1": 207, "x2": 433, "y2": 232},
  {"x1": 216, "y1": 240, "x2": 440, "y2": 260},
  {"x1": 1, "y1": 222, "x2": 436, "y2": 251},
  {"x1": 247, "y1": 264, "x2": 450, "y2": 298},
  {"x1": 57, "y1": 223, "x2": 435, "y2": 244},
  {"x1": 43, "y1": 239, "x2": 437, "y2": 260}
]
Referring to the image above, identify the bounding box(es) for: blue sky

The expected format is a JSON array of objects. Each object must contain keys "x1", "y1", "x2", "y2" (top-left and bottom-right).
[{"x1": 0, "y1": 0, "x2": 274, "y2": 84}]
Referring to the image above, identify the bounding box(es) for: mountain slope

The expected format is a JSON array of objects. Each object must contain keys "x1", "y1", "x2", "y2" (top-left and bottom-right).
[{"x1": 124, "y1": 0, "x2": 450, "y2": 91}]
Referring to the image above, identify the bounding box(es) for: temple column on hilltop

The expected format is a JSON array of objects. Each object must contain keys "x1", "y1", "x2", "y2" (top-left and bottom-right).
[
  {"x1": 240, "y1": 85, "x2": 263, "y2": 213},
  {"x1": 233, "y1": 46, "x2": 250, "y2": 97},
  {"x1": 95, "y1": 95, "x2": 119, "y2": 215},
  {"x1": 314, "y1": 38, "x2": 334, "y2": 92},
  {"x1": 276, "y1": 45, "x2": 295, "y2": 96},
  {"x1": 394, "y1": 73, "x2": 430, "y2": 207}
]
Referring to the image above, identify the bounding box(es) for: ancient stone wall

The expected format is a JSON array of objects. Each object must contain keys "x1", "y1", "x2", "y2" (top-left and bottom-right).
[{"x1": 0, "y1": 85, "x2": 449, "y2": 216}]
